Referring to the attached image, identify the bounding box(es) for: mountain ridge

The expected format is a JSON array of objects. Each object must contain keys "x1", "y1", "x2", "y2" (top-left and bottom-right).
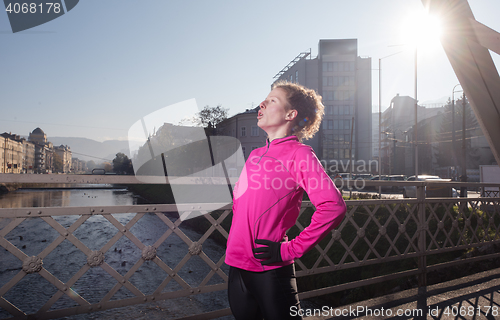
[{"x1": 49, "y1": 137, "x2": 130, "y2": 163}]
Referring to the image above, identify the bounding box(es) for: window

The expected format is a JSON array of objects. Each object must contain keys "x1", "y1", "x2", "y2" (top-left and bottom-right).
[
  {"x1": 252, "y1": 146, "x2": 259, "y2": 151},
  {"x1": 251, "y1": 126, "x2": 259, "y2": 136},
  {"x1": 339, "y1": 106, "x2": 344, "y2": 115},
  {"x1": 295, "y1": 70, "x2": 298, "y2": 83},
  {"x1": 328, "y1": 120, "x2": 333, "y2": 130},
  {"x1": 334, "y1": 120, "x2": 339, "y2": 130},
  {"x1": 339, "y1": 149, "x2": 344, "y2": 159},
  {"x1": 344, "y1": 120, "x2": 350, "y2": 130},
  {"x1": 324, "y1": 134, "x2": 333, "y2": 146},
  {"x1": 323, "y1": 76, "x2": 333, "y2": 86},
  {"x1": 345, "y1": 149, "x2": 350, "y2": 158},
  {"x1": 349, "y1": 62, "x2": 355, "y2": 71},
  {"x1": 350, "y1": 76, "x2": 355, "y2": 86},
  {"x1": 325, "y1": 91, "x2": 333, "y2": 101},
  {"x1": 344, "y1": 106, "x2": 350, "y2": 115},
  {"x1": 242, "y1": 146, "x2": 246, "y2": 157},
  {"x1": 333, "y1": 106, "x2": 339, "y2": 115},
  {"x1": 326, "y1": 105, "x2": 333, "y2": 115},
  {"x1": 323, "y1": 148, "x2": 334, "y2": 159},
  {"x1": 290, "y1": 75, "x2": 293, "y2": 82},
  {"x1": 344, "y1": 134, "x2": 350, "y2": 144},
  {"x1": 338, "y1": 62, "x2": 345, "y2": 72},
  {"x1": 241, "y1": 126, "x2": 246, "y2": 137}
]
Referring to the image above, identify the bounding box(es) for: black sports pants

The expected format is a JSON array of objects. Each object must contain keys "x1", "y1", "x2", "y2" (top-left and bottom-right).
[{"x1": 228, "y1": 264, "x2": 302, "y2": 320}]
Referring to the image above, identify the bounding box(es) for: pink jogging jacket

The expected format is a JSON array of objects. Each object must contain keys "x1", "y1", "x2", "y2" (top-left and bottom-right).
[{"x1": 225, "y1": 136, "x2": 346, "y2": 272}]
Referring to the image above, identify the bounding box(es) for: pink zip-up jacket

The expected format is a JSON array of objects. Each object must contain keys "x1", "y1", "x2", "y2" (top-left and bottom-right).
[{"x1": 225, "y1": 136, "x2": 346, "y2": 272}]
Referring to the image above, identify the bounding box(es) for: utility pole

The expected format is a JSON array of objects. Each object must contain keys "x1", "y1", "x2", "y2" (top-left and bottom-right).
[
  {"x1": 349, "y1": 117, "x2": 354, "y2": 199},
  {"x1": 414, "y1": 47, "x2": 418, "y2": 179},
  {"x1": 460, "y1": 92, "x2": 468, "y2": 197},
  {"x1": 452, "y1": 84, "x2": 462, "y2": 181},
  {"x1": 393, "y1": 138, "x2": 397, "y2": 175}
]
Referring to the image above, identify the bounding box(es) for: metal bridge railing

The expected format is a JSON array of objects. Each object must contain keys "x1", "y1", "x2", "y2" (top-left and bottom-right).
[{"x1": 1, "y1": 174, "x2": 500, "y2": 319}]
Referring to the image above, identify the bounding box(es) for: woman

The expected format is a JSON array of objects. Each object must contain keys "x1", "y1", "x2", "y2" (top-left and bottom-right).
[{"x1": 225, "y1": 81, "x2": 346, "y2": 320}]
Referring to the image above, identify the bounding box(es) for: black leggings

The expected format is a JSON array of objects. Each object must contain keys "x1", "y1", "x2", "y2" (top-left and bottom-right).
[{"x1": 228, "y1": 264, "x2": 302, "y2": 320}]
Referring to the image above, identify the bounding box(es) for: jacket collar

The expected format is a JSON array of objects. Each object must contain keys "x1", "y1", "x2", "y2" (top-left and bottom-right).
[{"x1": 266, "y1": 135, "x2": 298, "y2": 147}]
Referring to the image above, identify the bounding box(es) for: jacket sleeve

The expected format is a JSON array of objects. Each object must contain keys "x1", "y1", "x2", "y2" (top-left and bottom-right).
[{"x1": 280, "y1": 146, "x2": 346, "y2": 261}]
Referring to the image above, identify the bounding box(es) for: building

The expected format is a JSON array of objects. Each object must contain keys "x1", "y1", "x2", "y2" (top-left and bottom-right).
[
  {"x1": 0, "y1": 133, "x2": 34, "y2": 174},
  {"x1": 29, "y1": 127, "x2": 49, "y2": 173},
  {"x1": 22, "y1": 139, "x2": 35, "y2": 173},
  {"x1": 72, "y1": 158, "x2": 87, "y2": 173},
  {"x1": 272, "y1": 39, "x2": 372, "y2": 169},
  {"x1": 372, "y1": 112, "x2": 380, "y2": 161},
  {"x1": 54, "y1": 145, "x2": 72, "y2": 173},
  {"x1": 217, "y1": 107, "x2": 267, "y2": 160},
  {"x1": 28, "y1": 127, "x2": 47, "y2": 145},
  {"x1": 380, "y1": 94, "x2": 445, "y2": 175},
  {"x1": 1, "y1": 133, "x2": 24, "y2": 174},
  {"x1": 28, "y1": 127, "x2": 55, "y2": 173}
]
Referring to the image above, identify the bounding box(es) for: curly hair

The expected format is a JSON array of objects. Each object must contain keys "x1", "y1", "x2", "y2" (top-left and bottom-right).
[{"x1": 272, "y1": 80, "x2": 325, "y2": 142}]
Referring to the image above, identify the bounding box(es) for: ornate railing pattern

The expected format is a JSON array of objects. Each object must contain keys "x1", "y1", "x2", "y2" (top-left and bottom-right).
[{"x1": 1, "y1": 174, "x2": 500, "y2": 320}]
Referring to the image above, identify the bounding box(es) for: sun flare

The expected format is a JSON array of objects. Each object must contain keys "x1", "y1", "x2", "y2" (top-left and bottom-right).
[{"x1": 400, "y1": 11, "x2": 442, "y2": 52}]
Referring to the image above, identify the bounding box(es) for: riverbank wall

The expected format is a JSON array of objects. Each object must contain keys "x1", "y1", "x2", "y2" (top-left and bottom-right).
[{"x1": 0, "y1": 183, "x2": 47, "y2": 194}]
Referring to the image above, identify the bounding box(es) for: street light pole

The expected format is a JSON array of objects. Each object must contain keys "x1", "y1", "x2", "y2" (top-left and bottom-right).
[
  {"x1": 414, "y1": 47, "x2": 418, "y2": 178},
  {"x1": 452, "y1": 84, "x2": 462, "y2": 179},
  {"x1": 379, "y1": 51, "x2": 404, "y2": 198},
  {"x1": 461, "y1": 92, "x2": 468, "y2": 197},
  {"x1": 378, "y1": 58, "x2": 382, "y2": 197}
]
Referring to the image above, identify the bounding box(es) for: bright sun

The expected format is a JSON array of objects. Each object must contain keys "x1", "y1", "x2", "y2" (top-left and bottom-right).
[{"x1": 400, "y1": 11, "x2": 442, "y2": 52}]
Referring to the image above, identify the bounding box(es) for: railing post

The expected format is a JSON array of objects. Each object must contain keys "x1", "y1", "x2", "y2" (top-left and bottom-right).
[{"x1": 417, "y1": 184, "x2": 427, "y2": 287}]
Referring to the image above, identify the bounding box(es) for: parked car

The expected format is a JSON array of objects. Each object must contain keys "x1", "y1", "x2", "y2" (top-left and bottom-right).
[
  {"x1": 386, "y1": 175, "x2": 407, "y2": 192},
  {"x1": 403, "y1": 175, "x2": 452, "y2": 198},
  {"x1": 365, "y1": 175, "x2": 388, "y2": 191},
  {"x1": 353, "y1": 174, "x2": 373, "y2": 180},
  {"x1": 331, "y1": 173, "x2": 351, "y2": 190}
]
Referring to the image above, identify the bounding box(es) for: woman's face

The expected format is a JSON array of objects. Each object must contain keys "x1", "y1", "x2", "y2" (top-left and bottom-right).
[{"x1": 257, "y1": 88, "x2": 292, "y2": 132}]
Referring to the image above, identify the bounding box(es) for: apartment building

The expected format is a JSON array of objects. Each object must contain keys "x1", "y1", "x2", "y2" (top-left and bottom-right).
[
  {"x1": 273, "y1": 39, "x2": 372, "y2": 165},
  {"x1": 72, "y1": 158, "x2": 87, "y2": 173},
  {"x1": 54, "y1": 145, "x2": 72, "y2": 173},
  {"x1": 0, "y1": 133, "x2": 34, "y2": 174},
  {"x1": 28, "y1": 127, "x2": 56, "y2": 173}
]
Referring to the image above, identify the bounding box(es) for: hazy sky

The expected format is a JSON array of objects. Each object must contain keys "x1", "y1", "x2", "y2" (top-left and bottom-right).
[{"x1": 1, "y1": 0, "x2": 499, "y2": 142}]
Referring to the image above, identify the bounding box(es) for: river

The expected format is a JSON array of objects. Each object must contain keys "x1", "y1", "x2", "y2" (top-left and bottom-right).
[{"x1": 0, "y1": 187, "x2": 232, "y2": 320}]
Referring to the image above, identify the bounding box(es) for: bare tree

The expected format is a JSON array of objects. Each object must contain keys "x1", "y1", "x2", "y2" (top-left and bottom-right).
[{"x1": 194, "y1": 105, "x2": 229, "y2": 128}]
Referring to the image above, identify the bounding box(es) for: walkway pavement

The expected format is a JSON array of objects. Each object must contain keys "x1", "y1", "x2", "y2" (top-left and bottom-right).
[{"x1": 304, "y1": 267, "x2": 500, "y2": 320}]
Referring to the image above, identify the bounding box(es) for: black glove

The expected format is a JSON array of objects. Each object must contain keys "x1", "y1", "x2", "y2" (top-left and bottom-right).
[{"x1": 252, "y1": 239, "x2": 283, "y2": 265}]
